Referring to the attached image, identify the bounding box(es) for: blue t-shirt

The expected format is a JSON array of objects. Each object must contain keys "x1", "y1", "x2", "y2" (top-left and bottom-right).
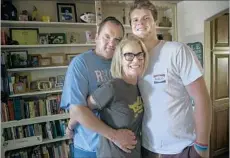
[{"x1": 60, "y1": 49, "x2": 112, "y2": 152}]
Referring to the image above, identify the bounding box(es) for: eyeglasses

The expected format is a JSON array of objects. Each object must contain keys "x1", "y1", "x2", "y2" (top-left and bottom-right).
[{"x1": 123, "y1": 52, "x2": 145, "y2": 61}]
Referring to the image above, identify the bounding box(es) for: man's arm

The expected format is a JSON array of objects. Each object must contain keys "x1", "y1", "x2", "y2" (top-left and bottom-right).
[
  {"x1": 186, "y1": 77, "x2": 212, "y2": 157},
  {"x1": 69, "y1": 105, "x2": 137, "y2": 152}
]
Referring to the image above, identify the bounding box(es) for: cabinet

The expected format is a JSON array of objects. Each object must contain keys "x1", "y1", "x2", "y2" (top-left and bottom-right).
[{"x1": 1, "y1": 0, "x2": 177, "y2": 157}]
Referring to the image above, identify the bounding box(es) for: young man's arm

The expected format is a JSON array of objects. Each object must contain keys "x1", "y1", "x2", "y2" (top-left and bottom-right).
[{"x1": 186, "y1": 77, "x2": 212, "y2": 157}]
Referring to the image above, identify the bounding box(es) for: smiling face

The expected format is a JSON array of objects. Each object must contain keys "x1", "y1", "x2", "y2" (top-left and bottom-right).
[
  {"x1": 130, "y1": 9, "x2": 157, "y2": 39},
  {"x1": 95, "y1": 21, "x2": 123, "y2": 59},
  {"x1": 121, "y1": 41, "x2": 145, "y2": 78}
]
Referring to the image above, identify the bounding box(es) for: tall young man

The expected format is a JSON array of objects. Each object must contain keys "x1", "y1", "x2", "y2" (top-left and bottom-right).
[{"x1": 129, "y1": 1, "x2": 212, "y2": 157}]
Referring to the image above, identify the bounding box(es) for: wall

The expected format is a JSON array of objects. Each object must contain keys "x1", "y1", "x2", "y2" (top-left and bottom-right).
[{"x1": 177, "y1": 1, "x2": 229, "y2": 44}]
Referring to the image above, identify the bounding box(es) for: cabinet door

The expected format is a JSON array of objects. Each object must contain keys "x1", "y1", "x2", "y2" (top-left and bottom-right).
[{"x1": 210, "y1": 13, "x2": 229, "y2": 157}]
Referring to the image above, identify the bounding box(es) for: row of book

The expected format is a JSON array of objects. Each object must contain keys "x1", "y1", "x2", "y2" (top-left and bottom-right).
[
  {"x1": 3, "y1": 119, "x2": 68, "y2": 141},
  {"x1": 1, "y1": 94, "x2": 67, "y2": 122},
  {"x1": 5, "y1": 140, "x2": 74, "y2": 158}
]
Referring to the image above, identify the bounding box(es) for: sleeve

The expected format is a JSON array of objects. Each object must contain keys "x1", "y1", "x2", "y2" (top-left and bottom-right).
[
  {"x1": 91, "y1": 82, "x2": 114, "y2": 110},
  {"x1": 60, "y1": 57, "x2": 89, "y2": 109},
  {"x1": 175, "y1": 44, "x2": 204, "y2": 86}
]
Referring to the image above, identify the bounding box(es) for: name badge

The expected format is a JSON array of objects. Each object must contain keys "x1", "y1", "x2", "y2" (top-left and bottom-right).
[{"x1": 153, "y1": 74, "x2": 167, "y2": 84}]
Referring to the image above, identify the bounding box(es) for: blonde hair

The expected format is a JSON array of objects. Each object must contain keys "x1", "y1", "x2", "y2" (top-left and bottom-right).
[{"x1": 111, "y1": 35, "x2": 149, "y2": 79}]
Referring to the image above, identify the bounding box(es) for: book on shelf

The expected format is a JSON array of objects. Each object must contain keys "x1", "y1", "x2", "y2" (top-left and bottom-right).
[
  {"x1": 1, "y1": 94, "x2": 66, "y2": 122},
  {"x1": 5, "y1": 140, "x2": 74, "y2": 158}
]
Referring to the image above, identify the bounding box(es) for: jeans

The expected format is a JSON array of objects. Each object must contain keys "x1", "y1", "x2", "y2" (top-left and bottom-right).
[{"x1": 74, "y1": 147, "x2": 97, "y2": 158}]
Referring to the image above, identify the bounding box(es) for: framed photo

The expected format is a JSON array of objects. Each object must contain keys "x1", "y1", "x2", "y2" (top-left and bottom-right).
[
  {"x1": 39, "y1": 33, "x2": 49, "y2": 44},
  {"x1": 48, "y1": 33, "x2": 66, "y2": 44},
  {"x1": 17, "y1": 73, "x2": 30, "y2": 90},
  {"x1": 57, "y1": 3, "x2": 77, "y2": 22},
  {"x1": 55, "y1": 75, "x2": 65, "y2": 87},
  {"x1": 30, "y1": 80, "x2": 39, "y2": 91},
  {"x1": 49, "y1": 77, "x2": 57, "y2": 88},
  {"x1": 66, "y1": 32, "x2": 80, "y2": 44},
  {"x1": 39, "y1": 57, "x2": 51, "y2": 66},
  {"x1": 50, "y1": 53, "x2": 66, "y2": 65},
  {"x1": 10, "y1": 28, "x2": 39, "y2": 45},
  {"x1": 13, "y1": 83, "x2": 26, "y2": 94},
  {"x1": 29, "y1": 54, "x2": 42, "y2": 67},
  {"x1": 9, "y1": 50, "x2": 28, "y2": 68},
  {"x1": 38, "y1": 81, "x2": 52, "y2": 91},
  {"x1": 66, "y1": 54, "x2": 78, "y2": 63}
]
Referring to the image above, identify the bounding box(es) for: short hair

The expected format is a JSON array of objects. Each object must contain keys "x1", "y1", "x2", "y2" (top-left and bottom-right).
[
  {"x1": 111, "y1": 35, "x2": 149, "y2": 79},
  {"x1": 97, "y1": 16, "x2": 125, "y2": 36},
  {"x1": 129, "y1": 0, "x2": 158, "y2": 25}
]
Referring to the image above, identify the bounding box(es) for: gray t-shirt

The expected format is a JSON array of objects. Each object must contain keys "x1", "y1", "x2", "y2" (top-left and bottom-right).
[{"x1": 91, "y1": 78, "x2": 144, "y2": 158}]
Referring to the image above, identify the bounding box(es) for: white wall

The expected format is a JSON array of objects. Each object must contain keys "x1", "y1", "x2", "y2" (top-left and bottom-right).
[{"x1": 177, "y1": 1, "x2": 229, "y2": 44}]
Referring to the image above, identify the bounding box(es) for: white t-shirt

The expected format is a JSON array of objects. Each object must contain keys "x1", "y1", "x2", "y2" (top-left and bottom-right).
[{"x1": 138, "y1": 40, "x2": 203, "y2": 154}]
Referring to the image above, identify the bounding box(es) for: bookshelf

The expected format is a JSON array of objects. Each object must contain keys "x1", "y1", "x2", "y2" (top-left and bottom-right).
[{"x1": 1, "y1": 0, "x2": 177, "y2": 157}]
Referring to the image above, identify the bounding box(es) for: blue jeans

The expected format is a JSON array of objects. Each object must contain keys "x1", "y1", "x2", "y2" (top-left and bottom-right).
[{"x1": 74, "y1": 147, "x2": 96, "y2": 158}]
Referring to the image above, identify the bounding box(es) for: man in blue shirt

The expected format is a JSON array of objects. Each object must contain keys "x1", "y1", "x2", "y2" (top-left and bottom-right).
[{"x1": 61, "y1": 17, "x2": 137, "y2": 157}]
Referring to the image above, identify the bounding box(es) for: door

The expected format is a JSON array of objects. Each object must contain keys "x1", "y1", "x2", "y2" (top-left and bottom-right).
[{"x1": 210, "y1": 11, "x2": 229, "y2": 157}]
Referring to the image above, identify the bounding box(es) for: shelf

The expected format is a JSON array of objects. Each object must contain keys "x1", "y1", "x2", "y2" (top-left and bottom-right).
[
  {"x1": 3, "y1": 136, "x2": 69, "y2": 151},
  {"x1": 1, "y1": 43, "x2": 96, "y2": 49},
  {"x1": 1, "y1": 113, "x2": 69, "y2": 128},
  {"x1": 7, "y1": 66, "x2": 68, "y2": 72},
  {"x1": 9, "y1": 89, "x2": 62, "y2": 97},
  {"x1": 1, "y1": 20, "x2": 96, "y2": 28}
]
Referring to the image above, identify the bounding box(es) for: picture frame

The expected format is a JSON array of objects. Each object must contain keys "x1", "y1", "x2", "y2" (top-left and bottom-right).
[
  {"x1": 39, "y1": 33, "x2": 49, "y2": 44},
  {"x1": 10, "y1": 28, "x2": 39, "y2": 45},
  {"x1": 29, "y1": 81, "x2": 39, "y2": 91},
  {"x1": 66, "y1": 54, "x2": 78, "y2": 63},
  {"x1": 57, "y1": 3, "x2": 77, "y2": 22},
  {"x1": 29, "y1": 54, "x2": 42, "y2": 67},
  {"x1": 16, "y1": 73, "x2": 31, "y2": 90},
  {"x1": 38, "y1": 81, "x2": 52, "y2": 91},
  {"x1": 9, "y1": 50, "x2": 28, "y2": 68},
  {"x1": 48, "y1": 33, "x2": 66, "y2": 44},
  {"x1": 13, "y1": 83, "x2": 26, "y2": 94},
  {"x1": 49, "y1": 77, "x2": 57, "y2": 88},
  {"x1": 66, "y1": 32, "x2": 80, "y2": 44},
  {"x1": 55, "y1": 75, "x2": 65, "y2": 87},
  {"x1": 50, "y1": 53, "x2": 66, "y2": 65},
  {"x1": 39, "y1": 57, "x2": 51, "y2": 66}
]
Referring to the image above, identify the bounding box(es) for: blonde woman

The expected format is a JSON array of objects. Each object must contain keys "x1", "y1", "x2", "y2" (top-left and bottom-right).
[{"x1": 87, "y1": 35, "x2": 149, "y2": 158}]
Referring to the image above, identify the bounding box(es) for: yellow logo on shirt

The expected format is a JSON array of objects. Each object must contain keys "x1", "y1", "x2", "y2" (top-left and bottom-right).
[{"x1": 128, "y1": 96, "x2": 144, "y2": 118}]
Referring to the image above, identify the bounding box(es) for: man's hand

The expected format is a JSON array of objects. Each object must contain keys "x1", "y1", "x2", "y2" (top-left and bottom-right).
[
  {"x1": 66, "y1": 126, "x2": 74, "y2": 139},
  {"x1": 109, "y1": 129, "x2": 137, "y2": 153}
]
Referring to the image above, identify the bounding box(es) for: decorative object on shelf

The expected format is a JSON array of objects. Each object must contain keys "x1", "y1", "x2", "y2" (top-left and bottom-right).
[
  {"x1": 10, "y1": 28, "x2": 39, "y2": 45},
  {"x1": 50, "y1": 53, "x2": 66, "y2": 65},
  {"x1": 29, "y1": 54, "x2": 42, "y2": 67},
  {"x1": 66, "y1": 54, "x2": 78, "y2": 63},
  {"x1": 85, "y1": 30, "x2": 95, "y2": 44},
  {"x1": 39, "y1": 33, "x2": 49, "y2": 44},
  {"x1": 48, "y1": 33, "x2": 66, "y2": 44},
  {"x1": 122, "y1": 8, "x2": 126, "y2": 24},
  {"x1": 55, "y1": 75, "x2": 65, "y2": 87},
  {"x1": 159, "y1": 16, "x2": 172, "y2": 27},
  {"x1": 66, "y1": 32, "x2": 80, "y2": 44},
  {"x1": 13, "y1": 83, "x2": 26, "y2": 94},
  {"x1": 42, "y1": 16, "x2": 51, "y2": 22},
  {"x1": 80, "y1": 12, "x2": 96, "y2": 23},
  {"x1": 163, "y1": 33, "x2": 172, "y2": 41},
  {"x1": 38, "y1": 81, "x2": 52, "y2": 91},
  {"x1": 19, "y1": 10, "x2": 29, "y2": 21},
  {"x1": 8, "y1": 50, "x2": 28, "y2": 68},
  {"x1": 95, "y1": 1, "x2": 102, "y2": 23},
  {"x1": 32, "y1": 6, "x2": 38, "y2": 21},
  {"x1": 49, "y1": 77, "x2": 57, "y2": 88},
  {"x1": 1, "y1": 30, "x2": 7, "y2": 45},
  {"x1": 39, "y1": 57, "x2": 51, "y2": 66},
  {"x1": 57, "y1": 3, "x2": 77, "y2": 22},
  {"x1": 1, "y1": 1, "x2": 17, "y2": 20},
  {"x1": 29, "y1": 80, "x2": 39, "y2": 91},
  {"x1": 17, "y1": 73, "x2": 31, "y2": 90}
]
